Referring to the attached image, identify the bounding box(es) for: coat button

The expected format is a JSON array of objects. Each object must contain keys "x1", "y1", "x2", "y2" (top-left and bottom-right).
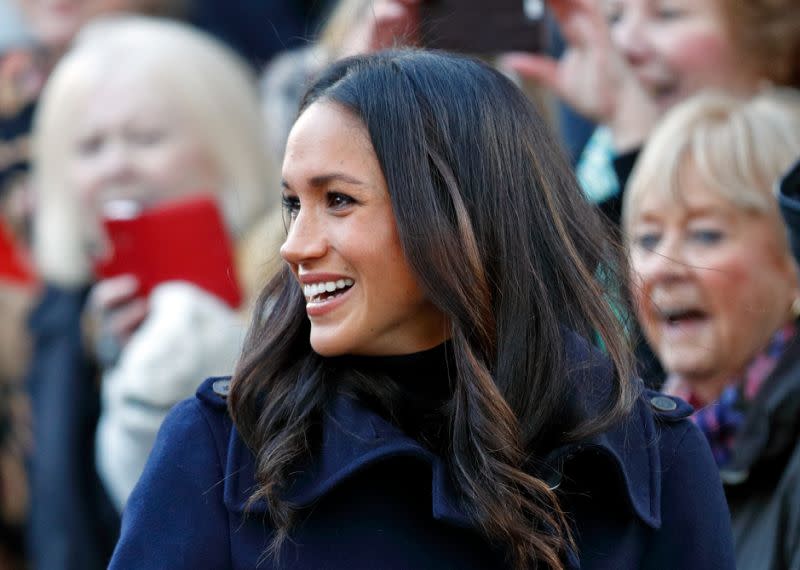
[
  {"x1": 650, "y1": 395, "x2": 677, "y2": 412},
  {"x1": 212, "y1": 379, "x2": 231, "y2": 398}
]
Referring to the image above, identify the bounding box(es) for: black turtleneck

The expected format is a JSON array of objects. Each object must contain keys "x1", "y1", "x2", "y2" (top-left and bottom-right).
[{"x1": 328, "y1": 342, "x2": 456, "y2": 450}]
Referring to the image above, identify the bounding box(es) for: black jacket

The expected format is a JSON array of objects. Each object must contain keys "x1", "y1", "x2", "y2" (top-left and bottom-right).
[
  {"x1": 720, "y1": 332, "x2": 800, "y2": 569},
  {"x1": 778, "y1": 158, "x2": 800, "y2": 266},
  {"x1": 25, "y1": 285, "x2": 119, "y2": 570}
]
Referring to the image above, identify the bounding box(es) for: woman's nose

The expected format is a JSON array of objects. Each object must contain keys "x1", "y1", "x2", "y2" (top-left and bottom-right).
[
  {"x1": 279, "y1": 209, "x2": 328, "y2": 265},
  {"x1": 95, "y1": 141, "x2": 137, "y2": 187},
  {"x1": 638, "y1": 236, "x2": 691, "y2": 284},
  {"x1": 612, "y1": 10, "x2": 650, "y2": 67}
]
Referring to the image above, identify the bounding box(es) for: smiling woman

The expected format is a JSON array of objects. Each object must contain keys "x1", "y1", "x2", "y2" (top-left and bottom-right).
[
  {"x1": 111, "y1": 50, "x2": 735, "y2": 570},
  {"x1": 624, "y1": 89, "x2": 800, "y2": 568},
  {"x1": 279, "y1": 101, "x2": 448, "y2": 356},
  {"x1": 504, "y1": 0, "x2": 800, "y2": 227}
]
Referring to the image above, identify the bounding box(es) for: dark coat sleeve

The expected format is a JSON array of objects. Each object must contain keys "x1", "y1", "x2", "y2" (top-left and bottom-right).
[
  {"x1": 778, "y1": 158, "x2": 800, "y2": 266},
  {"x1": 108, "y1": 399, "x2": 231, "y2": 569},
  {"x1": 25, "y1": 285, "x2": 119, "y2": 570},
  {"x1": 785, "y1": 444, "x2": 800, "y2": 570},
  {"x1": 645, "y1": 421, "x2": 736, "y2": 569}
]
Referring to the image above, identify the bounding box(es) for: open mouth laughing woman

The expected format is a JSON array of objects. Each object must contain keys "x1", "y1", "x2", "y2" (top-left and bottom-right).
[{"x1": 109, "y1": 50, "x2": 734, "y2": 569}]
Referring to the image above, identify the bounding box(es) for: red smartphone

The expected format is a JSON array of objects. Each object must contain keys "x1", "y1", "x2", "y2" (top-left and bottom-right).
[
  {"x1": 92, "y1": 195, "x2": 242, "y2": 309},
  {"x1": 0, "y1": 219, "x2": 36, "y2": 285},
  {"x1": 419, "y1": 0, "x2": 547, "y2": 54}
]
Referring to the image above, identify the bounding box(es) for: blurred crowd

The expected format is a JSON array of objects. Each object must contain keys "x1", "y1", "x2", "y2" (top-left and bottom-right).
[{"x1": 0, "y1": 0, "x2": 798, "y2": 568}]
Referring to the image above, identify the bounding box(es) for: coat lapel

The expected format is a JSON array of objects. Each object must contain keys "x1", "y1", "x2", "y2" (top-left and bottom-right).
[
  {"x1": 222, "y1": 393, "x2": 474, "y2": 528},
  {"x1": 543, "y1": 394, "x2": 663, "y2": 530}
]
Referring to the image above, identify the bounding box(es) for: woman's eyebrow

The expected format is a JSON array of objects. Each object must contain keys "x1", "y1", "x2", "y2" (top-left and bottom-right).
[
  {"x1": 308, "y1": 173, "x2": 365, "y2": 187},
  {"x1": 281, "y1": 173, "x2": 366, "y2": 190}
]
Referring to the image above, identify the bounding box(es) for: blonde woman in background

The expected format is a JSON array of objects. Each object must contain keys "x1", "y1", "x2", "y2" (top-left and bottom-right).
[
  {"x1": 27, "y1": 15, "x2": 281, "y2": 569},
  {"x1": 624, "y1": 90, "x2": 800, "y2": 569}
]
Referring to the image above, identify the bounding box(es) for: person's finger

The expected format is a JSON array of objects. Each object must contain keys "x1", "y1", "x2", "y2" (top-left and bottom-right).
[
  {"x1": 500, "y1": 53, "x2": 560, "y2": 90},
  {"x1": 546, "y1": 0, "x2": 585, "y2": 42},
  {"x1": 547, "y1": 0, "x2": 607, "y2": 48},
  {"x1": 106, "y1": 297, "x2": 149, "y2": 341},
  {"x1": 370, "y1": 0, "x2": 419, "y2": 50},
  {"x1": 90, "y1": 274, "x2": 139, "y2": 311},
  {"x1": 578, "y1": 0, "x2": 612, "y2": 31},
  {"x1": 545, "y1": 0, "x2": 575, "y2": 22}
]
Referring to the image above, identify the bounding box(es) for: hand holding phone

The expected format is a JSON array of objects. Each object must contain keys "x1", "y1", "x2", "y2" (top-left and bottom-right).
[
  {"x1": 419, "y1": 0, "x2": 547, "y2": 53},
  {"x1": 500, "y1": 0, "x2": 658, "y2": 149},
  {"x1": 85, "y1": 275, "x2": 149, "y2": 366},
  {"x1": 92, "y1": 195, "x2": 242, "y2": 309}
]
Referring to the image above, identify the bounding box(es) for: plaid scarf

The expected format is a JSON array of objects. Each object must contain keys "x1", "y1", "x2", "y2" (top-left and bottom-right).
[{"x1": 663, "y1": 322, "x2": 796, "y2": 467}]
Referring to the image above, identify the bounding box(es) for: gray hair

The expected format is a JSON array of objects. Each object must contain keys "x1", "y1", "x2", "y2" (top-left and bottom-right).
[{"x1": 623, "y1": 89, "x2": 800, "y2": 237}]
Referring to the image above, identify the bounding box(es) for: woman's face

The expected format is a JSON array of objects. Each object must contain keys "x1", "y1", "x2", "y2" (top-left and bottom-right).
[
  {"x1": 17, "y1": 0, "x2": 146, "y2": 50},
  {"x1": 606, "y1": 0, "x2": 758, "y2": 115},
  {"x1": 68, "y1": 76, "x2": 220, "y2": 215},
  {"x1": 280, "y1": 101, "x2": 447, "y2": 357},
  {"x1": 628, "y1": 163, "x2": 798, "y2": 385}
]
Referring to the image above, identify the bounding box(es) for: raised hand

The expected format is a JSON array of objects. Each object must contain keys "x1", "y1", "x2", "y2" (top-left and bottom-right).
[
  {"x1": 501, "y1": 0, "x2": 659, "y2": 151},
  {"x1": 84, "y1": 275, "x2": 149, "y2": 366},
  {"x1": 338, "y1": 0, "x2": 421, "y2": 59}
]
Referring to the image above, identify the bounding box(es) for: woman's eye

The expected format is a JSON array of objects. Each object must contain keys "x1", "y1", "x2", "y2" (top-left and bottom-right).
[
  {"x1": 128, "y1": 128, "x2": 166, "y2": 146},
  {"x1": 327, "y1": 192, "x2": 355, "y2": 210},
  {"x1": 606, "y1": 7, "x2": 623, "y2": 25},
  {"x1": 282, "y1": 195, "x2": 300, "y2": 214},
  {"x1": 654, "y1": 2, "x2": 686, "y2": 20},
  {"x1": 656, "y1": 9, "x2": 683, "y2": 19},
  {"x1": 281, "y1": 195, "x2": 300, "y2": 231},
  {"x1": 634, "y1": 233, "x2": 661, "y2": 250},
  {"x1": 690, "y1": 229, "x2": 723, "y2": 245},
  {"x1": 281, "y1": 195, "x2": 300, "y2": 217},
  {"x1": 77, "y1": 135, "x2": 103, "y2": 157}
]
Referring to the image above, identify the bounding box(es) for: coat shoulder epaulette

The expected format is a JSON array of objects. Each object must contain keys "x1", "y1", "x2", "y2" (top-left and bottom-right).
[
  {"x1": 644, "y1": 388, "x2": 693, "y2": 422},
  {"x1": 196, "y1": 376, "x2": 231, "y2": 410}
]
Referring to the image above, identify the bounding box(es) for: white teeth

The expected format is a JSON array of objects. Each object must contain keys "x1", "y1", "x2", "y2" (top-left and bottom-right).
[{"x1": 302, "y1": 279, "x2": 354, "y2": 300}]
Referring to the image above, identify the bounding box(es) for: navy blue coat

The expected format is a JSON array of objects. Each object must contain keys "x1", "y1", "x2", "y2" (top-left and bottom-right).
[{"x1": 111, "y1": 361, "x2": 734, "y2": 569}]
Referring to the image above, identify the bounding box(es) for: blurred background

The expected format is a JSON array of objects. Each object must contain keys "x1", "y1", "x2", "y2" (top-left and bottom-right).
[{"x1": 1, "y1": 0, "x2": 799, "y2": 568}]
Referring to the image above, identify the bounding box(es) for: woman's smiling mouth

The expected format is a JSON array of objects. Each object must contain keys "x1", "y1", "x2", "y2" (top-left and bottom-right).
[
  {"x1": 303, "y1": 278, "x2": 354, "y2": 302},
  {"x1": 655, "y1": 305, "x2": 711, "y2": 340},
  {"x1": 301, "y1": 277, "x2": 356, "y2": 317}
]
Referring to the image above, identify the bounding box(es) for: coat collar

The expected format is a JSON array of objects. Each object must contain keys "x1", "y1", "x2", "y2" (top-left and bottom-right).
[
  {"x1": 721, "y1": 332, "x2": 800, "y2": 480},
  {"x1": 541, "y1": 388, "x2": 668, "y2": 529},
  {"x1": 220, "y1": 387, "x2": 669, "y2": 531},
  {"x1": 222, "y1": 393, "x2": 473, "y2": 528}
]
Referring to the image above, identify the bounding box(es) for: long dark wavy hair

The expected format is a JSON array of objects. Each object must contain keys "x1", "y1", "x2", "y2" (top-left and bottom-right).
[{"x1": 230, "y1": 50, "x2": 638, "y2": 569}]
